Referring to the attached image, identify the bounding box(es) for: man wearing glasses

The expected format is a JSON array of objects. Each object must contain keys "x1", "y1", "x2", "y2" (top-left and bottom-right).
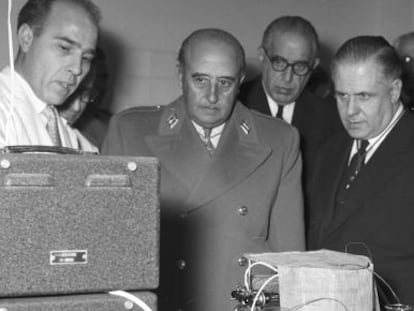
[
  {"x1": 394, "y1": 32, "x2": 414, "y2": 110},
  {"x1": 239, "y1": 16, "x2": 343, "y2": 227}
]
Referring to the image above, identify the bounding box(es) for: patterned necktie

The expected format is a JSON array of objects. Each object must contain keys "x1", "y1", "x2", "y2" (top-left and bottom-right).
[
  {"x1": 275, "y1": 104, "x2": 284, "y2": 120},
  {"x1": 43, "y1": 105, "x2": 62, "y2": 147},
  {"x1": 202, "y1": 127, "x2": 215, "y2": 156},
  {"x1": 336, "y1": 139, "x2": 369, "y2": 203}
]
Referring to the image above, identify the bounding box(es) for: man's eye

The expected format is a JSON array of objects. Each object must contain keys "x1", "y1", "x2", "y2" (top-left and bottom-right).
[
  {"x1": 335, "y1": 93, "x2": 348, "y2": 101},
  {"x1": 82, "y1": 55, "x2": 93, "y2": 64},
  {"x1": 218, "y1": 80, "x2": 232, "y2": 88},
  {"x1": 358, "y1": 93, "x2": 370, "y2": 100},
  {"x1": 194, "y1": 77, "x2": 208, "y2": 85},
  {"x1": 58, "y1": 44, "x2": 71, "y2": 52}
]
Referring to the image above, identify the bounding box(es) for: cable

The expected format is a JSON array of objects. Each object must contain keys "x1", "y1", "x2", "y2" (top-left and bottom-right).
[
  {"x1": 6, "y1": 0, "x2": 15, "y2": 146},
  {"x1": 250, "y1": 273, "x2": 279, "y2": 311},
  {"x1": 108, "y1": 290, "x2": 153, "y2": 311},
  {"x1": 244, "y1": 260, "x2": 279, "y2": 291}
]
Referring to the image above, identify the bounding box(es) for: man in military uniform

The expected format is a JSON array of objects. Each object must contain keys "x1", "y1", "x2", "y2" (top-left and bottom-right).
[{"x1": 102, "y1": 28, "x2": 304, "y2": 311}]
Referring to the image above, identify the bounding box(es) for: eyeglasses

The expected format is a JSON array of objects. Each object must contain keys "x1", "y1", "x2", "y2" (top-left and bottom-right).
[
  {"x1": 262, "y1": 48, "x2": 313, "y2": 76},
  {"x1": 79, "y1": 88, "x2": 99, "y2": 104}
]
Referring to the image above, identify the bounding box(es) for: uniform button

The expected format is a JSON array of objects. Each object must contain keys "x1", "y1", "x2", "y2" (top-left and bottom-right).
[
  {"x1": 177, "y1": 259, "x2": 186, "y2": 270},
  {"x1": 238, "y1": 206, "x2": 248, "y2": 216},
  {"x1": 238, "y1": 256, "x2": 248, "y2": 267}
]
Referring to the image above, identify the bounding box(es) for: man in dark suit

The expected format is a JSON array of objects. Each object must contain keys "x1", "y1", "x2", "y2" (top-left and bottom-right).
[
  {"x1": 103, "y1": 29, "x2": 305, "y2": 311},
  {"x1": 308, "y1": 36, "x2": 414, "y2": 306},
  {"x1": 239, "y1": 16, "x2": 342, "y2": 187}
]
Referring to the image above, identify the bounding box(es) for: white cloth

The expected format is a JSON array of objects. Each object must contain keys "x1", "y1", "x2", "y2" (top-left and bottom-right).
[{"x1": 0, "y1": 66, "x2": 97, "y2": 152}]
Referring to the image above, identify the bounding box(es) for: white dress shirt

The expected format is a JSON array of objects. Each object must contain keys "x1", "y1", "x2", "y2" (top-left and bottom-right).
[
  {"x1": 192, "y1": 121, "x2": 225, "y2": 148},
  {"x1": 0, "y1": 66, "x2": 97, "y2": 152},
  {"x1": 349, "y1": 103, "x2": 404, "y2": 164}
]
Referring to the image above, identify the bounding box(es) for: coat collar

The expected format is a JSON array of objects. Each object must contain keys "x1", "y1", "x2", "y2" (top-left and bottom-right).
[{"x1": 146, "y1": 97, "x2": 272, "y2": 210}]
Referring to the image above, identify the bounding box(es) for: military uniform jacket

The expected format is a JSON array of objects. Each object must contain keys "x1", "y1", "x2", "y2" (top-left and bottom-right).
[
  {"x1": 238, "y1": 76, "x2": 343, "y2": 181},
  {"x1": 102, "y1": 97, "x2": 305, "y2": 311},
  {"x1": 307, "y1": 111, "x2": 414, "y2": 305}
]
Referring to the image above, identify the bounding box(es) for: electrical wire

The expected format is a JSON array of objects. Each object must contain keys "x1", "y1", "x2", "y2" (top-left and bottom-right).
[
  {"x1": 109, "y1": 290, "x2": 153, "y2": 311},
  {"x1": 6, "y1": 0, "x2": 15, "y2": 146},
  {"x1": 244, "y1": 260, "x2": 279, "y2": 291}
]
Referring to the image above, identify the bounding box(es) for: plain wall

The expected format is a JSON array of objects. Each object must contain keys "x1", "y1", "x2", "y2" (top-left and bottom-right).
[{"x1": 0, "y1": 0, "x2": 413, "y2": 113}]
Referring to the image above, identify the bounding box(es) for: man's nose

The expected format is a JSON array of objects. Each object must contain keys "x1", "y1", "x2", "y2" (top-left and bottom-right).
[
  {"x1": 207, "y1": 83, "x2": 219, "y2": 104},
  {"x1": 72, "y1": 99, "x2": 82, "y2": 112},
  {"x1": 346, "y1": 97, "x2": 359, "y2": 115},
  {"x1": 282, "y1": 65, "x2": 294, "y2": 83},
  {"x1": 67, "y1": 55, "x2": 83, "y2": 77}
]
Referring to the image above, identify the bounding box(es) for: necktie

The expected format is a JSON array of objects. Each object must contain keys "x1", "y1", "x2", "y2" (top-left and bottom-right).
[
  {"x1": 275, "y1": 104, "x2": 284, "y2": 120},
  {"x1": 336, "y1": 139, "x2": 369, "y2": 204},
  {"x1": 43, "y1": 105, "x2": 62, "y2": 147},
  {"x1": 202, "y1": 127, "x2": 215, "y2": 156}
]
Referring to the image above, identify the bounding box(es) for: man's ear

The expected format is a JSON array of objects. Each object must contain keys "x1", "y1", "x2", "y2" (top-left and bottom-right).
[
  {"x1": 312, "y1": 57, "x2": 320, "y2": 70},
  {"x1": 177, "y1": 63, "x2": 184, "y2": 90},
  {"x1": 257, "y1": 47, "x2": 265, "y2": 64},
  {"x1": 239, "y1": 73, "x2": 246, "y2": 86},
  {"x1": 390, "y1": 78, "x2": 403, "y2": 103},
  {"x1": 17, "y1": 24, "x2": 34, "y2": 52}
]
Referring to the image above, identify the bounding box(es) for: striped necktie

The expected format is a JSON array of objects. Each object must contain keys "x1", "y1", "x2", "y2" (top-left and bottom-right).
[
  {"x1": 336, "y1": 139, "x2": 369, "y2": 205},
  {"x1": 202, "y1": 127, "x2": 215, "y2": 156},
  {"x1": 43, "y1": 105, "x2": 62, "y2": 147}
]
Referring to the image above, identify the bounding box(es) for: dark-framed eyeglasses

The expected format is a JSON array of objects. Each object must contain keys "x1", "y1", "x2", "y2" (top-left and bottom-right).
[
  {"x1": 79, "y1": 88, "x2": 99, "y2": 104},
  {"x1": 262, "y1": 47, "x2": 313, "y2": 76}
]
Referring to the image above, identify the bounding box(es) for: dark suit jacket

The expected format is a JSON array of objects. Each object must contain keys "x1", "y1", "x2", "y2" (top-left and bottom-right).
[
  {"x1": 238, "y1": 76, "x2": 343, "y2": 181},
  {"x1": 102, "y1": 98, "x2": 305, "y2": 311},
  {"x1": 307, "y1": 110, "x2": 414, "y2": 305}
]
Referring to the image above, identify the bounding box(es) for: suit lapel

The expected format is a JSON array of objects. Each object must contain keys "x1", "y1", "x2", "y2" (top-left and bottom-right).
[
  {"x1": 317, "y1": 135, "x2": 352, "y2": 241},
  {"x1": 291, "y1": 91, "x2": 306, "y2": 127},
  {"x1": 245, "y1": 78, "x2": 272, "y2": 115},
  {"x1": 323, "y1": 111, "x2": 414, "y2": 241},
  {"x1": 184, "y1": 103, "x2": 272, "y2": 210}
]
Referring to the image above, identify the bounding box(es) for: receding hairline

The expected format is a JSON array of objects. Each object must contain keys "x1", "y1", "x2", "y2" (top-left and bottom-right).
[
  {"x1": 17, "y1": 0, "x2": 101, "y2": 36},
  {"x1": 261, "y1": 16, "x2": 319, "y2": 58},
  {"x1": 177, "y1": 28, "x2": 246, "y2": 74},
  {"x1": 332, "y1": 36, "x2": 402, "y2": 82}
]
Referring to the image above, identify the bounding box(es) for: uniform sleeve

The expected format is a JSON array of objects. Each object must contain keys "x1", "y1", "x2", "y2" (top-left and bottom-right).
[
  {"x1": 268, "y1": 127, "x2": 305, "y2": 251},
  {"x1": 101, "y1": 114, "x2": 126, "y2": 155}
]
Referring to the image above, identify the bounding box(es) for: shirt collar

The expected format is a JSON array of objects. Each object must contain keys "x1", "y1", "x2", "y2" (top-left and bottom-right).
[
  {"x1": 192, "y1": 121, "x2": 225, "y2": 138},
  {"x1": 262, "y1": 80, "x2": 295, "y2": 116},
  {"x1": 10, "y1": 66, "x2": 48, "y2": 114}
]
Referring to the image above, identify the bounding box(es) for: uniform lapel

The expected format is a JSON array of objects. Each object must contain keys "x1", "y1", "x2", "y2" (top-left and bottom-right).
[
  {"x1": 184, "y1": 103, "x2": 272, "y2": 210},
  {"x1": 145, "y1": 98, "x2": 209, "y2": 192}
]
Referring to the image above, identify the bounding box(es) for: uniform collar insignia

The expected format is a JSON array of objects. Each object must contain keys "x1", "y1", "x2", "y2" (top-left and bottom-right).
[
  {"x1": 167, "y1": 113, "x2": 179, "y2": 129},
  {"x1": 240, "y1": 120, "x2": 251, "y2": 135}
]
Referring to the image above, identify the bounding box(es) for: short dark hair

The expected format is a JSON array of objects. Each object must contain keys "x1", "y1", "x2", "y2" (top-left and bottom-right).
[
  {"x1": 17, "y1": 0, "x2": 101, "y2": 36},
  {"x1": 261, "y1": 16, "x2": 319, "y2": 59},
  {"x1": 177, "y1": 28, "x2": 246, "y2": 75},
  {"x1": 332, "y1": 36, "x2": 402, "y2": 81}
]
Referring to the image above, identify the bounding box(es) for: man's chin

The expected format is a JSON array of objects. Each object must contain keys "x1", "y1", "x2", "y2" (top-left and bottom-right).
[{"x1": 272, "y1": 93, "x2": 297, "y2": 105}]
